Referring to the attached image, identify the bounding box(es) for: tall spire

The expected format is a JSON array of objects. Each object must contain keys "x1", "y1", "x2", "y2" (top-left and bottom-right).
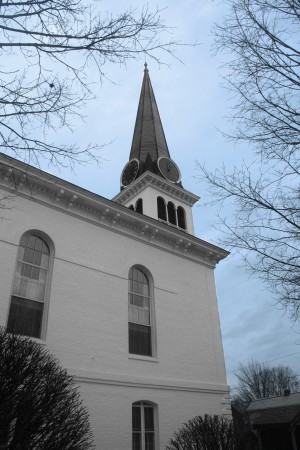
[
  {"x1": 120, "y1": 65, "x2": 182, "y2": 189},
  {"x1": 129, "y1": 64, "x2": 170, "y2": 171}
]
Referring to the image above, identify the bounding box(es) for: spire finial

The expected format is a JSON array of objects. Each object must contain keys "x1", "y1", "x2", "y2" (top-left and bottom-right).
[{"x1": 144, "y1": 62, "x2": 148, "y2": 72}]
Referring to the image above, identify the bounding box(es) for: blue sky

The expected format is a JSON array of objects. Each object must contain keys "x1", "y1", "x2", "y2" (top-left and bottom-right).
[{"x1": 20, "y1": 0, "x2": 300, "y2": 388}]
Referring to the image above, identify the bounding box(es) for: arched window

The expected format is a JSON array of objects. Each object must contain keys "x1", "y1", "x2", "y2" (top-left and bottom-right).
[
  {"x1": 128, "y1": 267, "x2": 154, "y2": 357},
  {"x1": 7, "y1": 232, "x2": 53, "y2": 339},
  {"x1": 167, "y1": 202, "x2": 177, "y2": 226},
  {"x1": 177, "y1": 206, "x2": 186, "y2": 229},
  {"x1": 135, "y1": 198, "x2": 143, "y2": 214},
  {"x1": 132, "y1": 401, "x2": 156, "y2": 450},
  {"x1": 157, "y1": 196, "x2": 167, "y2": 221}
]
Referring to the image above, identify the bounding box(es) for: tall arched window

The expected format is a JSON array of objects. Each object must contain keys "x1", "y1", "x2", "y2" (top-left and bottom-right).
[
  {"x1": 157, "y1": 196, "x2": 167, "y2": 221},
  {"x1": 177, "y1": 206, "x2": 186, "y2": 230},
  {"x1": 7, "y1": 232, "x2": 53, "y2": 339},
  {"x1": 132, "y1": 401, "x2": 156, "y2": 450},
  {"x1": 128, "y1": 267, "x2": 153, "y2": 356},
  {"x1": 167, "y1": 202, "x2": 177, "y2": 226}
]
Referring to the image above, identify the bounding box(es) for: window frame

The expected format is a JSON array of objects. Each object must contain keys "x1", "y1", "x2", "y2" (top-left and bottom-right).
[
  {"x1": 7, "y1": 230, "x2": 54, "y2": 340},
  {"x1": 132, "y1": 401, "x2": 158, "y2": 450},
  {"x1": 128, "y1": 266, "x2": 157, "y2": 358}
]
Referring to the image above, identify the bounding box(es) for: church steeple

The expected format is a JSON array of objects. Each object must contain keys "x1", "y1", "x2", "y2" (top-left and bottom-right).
[
  {"x1": 115, "y1": 66, "x2": 199, "y2": 236},
  {"x1": 130, "y1": 63, "x2": 170, "y2": 165},
  {"x1": 120, "y1": 65, "x2": 182, "y2": 189}
]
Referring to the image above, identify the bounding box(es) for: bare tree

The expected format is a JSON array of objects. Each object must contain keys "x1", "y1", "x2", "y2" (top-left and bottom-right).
[
  {"x1": 0, "y1": 327, "x2": 94, "y2": 449},
  {"x1": 232, "y1": 360, "x2": 299, "y2": 412},
  {"x1": 198, "y1": 0, "x2": 300, "y2": 319},
  {"x1": 0, "y1": 0, "x2": 177, "y2": 168}
]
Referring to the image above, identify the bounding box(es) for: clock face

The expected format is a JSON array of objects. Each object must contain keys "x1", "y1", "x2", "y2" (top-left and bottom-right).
[
  {"x1": 121, "y1": 159, "x2": 139, "y2": 186},
  {"x1": 157, "y1": 157, "x2": 181, "y2": 183}
]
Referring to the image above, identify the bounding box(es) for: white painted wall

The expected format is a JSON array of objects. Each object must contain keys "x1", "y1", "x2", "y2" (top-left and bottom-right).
[{"x1": 0, "y1": 188, "x2": 230, "y2": 449}]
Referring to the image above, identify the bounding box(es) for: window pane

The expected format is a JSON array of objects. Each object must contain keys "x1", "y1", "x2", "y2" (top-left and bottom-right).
[
  {"x1": 21, "y1": 263, "x2": 32, "y2": 278},
  {"x1": 135, "y1": 199, "x2": 143, "y2": 214},
  {"x1": 41, "y1": 253, "x2": 49, "y2": 269},
  {"x1": 35, "y1": 237, "x2": 43, "y2": 252},
  {"x1": 19, "y1": 278, "x2": 28, "y2": 297},
  {"x1": 157, "y1": 197, "x2": 167, "y2": 221},
  {"x1": 27, "y1": 281, "x2": 38, "y2": 300},
  {"x1": 137, "y1": 270, "x2": 148, "y2": 285},
  {"x1": 130, "y1": 280, "x2": 149, "y2": 297},
  {"x1": 27, "y1": 235, "x2": 36, "y2": 250},
  {"x1": 24, "y1": 248, "x2": 34, "y2": 264},
  {"x1": 132, "y1": 433, "x2": 141, "y2": 450},
  {"x1": 42, "y1": 241, "x2": 50, "y2": 254},
  {"x1": 129, "y1": 293, "x2": 145, "y2": 308},
  {"x1": 129, "y1": 305, "x2": 139, "y2": 323},
  {"x1": 167, "y1": 202, "x2": 177, "y2": 225},
  {"x1": 177, "y1": 206, "x2": 186, "y2": 229},
  {"x1": 12, "y1": 277, "x2": 20, "y2": 295},
  {"x1": 129, "y1": 323, "x2": 151, "y2": 356},
  {"x1": 132, "y1": 406, "x2": 141, "y2": 431},
  {"x1": 144, "y1": 407, "x2": 154, "y2": 431},
  {"x1": 7, "y1": 296, "x2": 43, "y2": 338},
  {"x1": 132, "y1": 268, "x2": 138, "y2": 282},
  {"x1": 145, "y1": 433, "x2": 154, "y2": 450},
  {"x1": 138, "y1": 308, "x2": 150, "y2": 326},
  {"x1": 38, "y1": 269, "x2": 47, "y2": 283},
  {"x1": 37, "y1": 284, "x2": 46, "y2": 301},
  {"x1": 33, "y1": 250, "x2": 42, "y2": 266},
  {"x1": 31, "y1": 266, "x2": 40, "y2": 280}
]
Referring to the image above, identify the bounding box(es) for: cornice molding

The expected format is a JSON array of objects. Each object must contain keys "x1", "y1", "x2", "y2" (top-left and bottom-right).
[
  {"x1": 0, "y1": 155, "x2": 229, "y2": 268},
  {"x1": 113, "y1": 171, "x2": 200, "y2": 206},
  {"x1": 70, "y1": 368, "x2": 229, "y2": 395}
]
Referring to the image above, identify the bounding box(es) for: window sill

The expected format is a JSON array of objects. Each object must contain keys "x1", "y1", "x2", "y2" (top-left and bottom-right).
[
  {"x1": 129, "y1": 354, "x2": 159, "y2": 363},
  {"x1": 29, "y1": 337, "x2": 46, "y2": 346}
]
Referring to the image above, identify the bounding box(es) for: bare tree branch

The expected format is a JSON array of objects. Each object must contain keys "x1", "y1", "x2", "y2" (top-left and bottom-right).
[
  {"x1": 198, "y1": 0, "x2": 300, "y2": 319},
  {"x1": 0, "y1": 1, "x2": 179, "y2": 167},
  {"x1": 232, "y1": 360, "x2": 299, "y2": 412}
]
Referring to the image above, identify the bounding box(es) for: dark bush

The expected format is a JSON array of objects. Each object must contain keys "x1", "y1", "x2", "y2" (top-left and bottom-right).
[
  {"x1": 0, "y1": 327, "x2": 94, "y2": 449},
  {"x1": 166, "y1": 414, "x2": 258, "y2": 450}
]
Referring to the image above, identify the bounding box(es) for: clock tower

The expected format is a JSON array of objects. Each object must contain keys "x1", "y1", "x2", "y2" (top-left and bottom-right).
[{"x1": 114, "y1": 64, "x2": 199, "y2": 235}]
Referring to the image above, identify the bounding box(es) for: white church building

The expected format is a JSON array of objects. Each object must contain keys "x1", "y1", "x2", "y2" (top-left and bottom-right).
[{"x1": 0, "y1": 65, "x2": 230, "y2": 449}]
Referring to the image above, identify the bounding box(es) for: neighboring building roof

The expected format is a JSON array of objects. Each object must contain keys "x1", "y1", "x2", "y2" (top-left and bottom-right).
[{"x1": 248, "y1": 392, "x2": 300, "y2": 426}]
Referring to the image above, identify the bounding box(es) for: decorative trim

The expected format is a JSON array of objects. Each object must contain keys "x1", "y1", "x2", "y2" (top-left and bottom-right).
[
  {"x1": 113, "y1": 171, "x2": 199, "y2": 206},
  {"x1": 70, "y1": 368, "x2": 229, "y2": 394},
  {"x1": 0, "y1": 154, "x2": 229, "y2": 268}
]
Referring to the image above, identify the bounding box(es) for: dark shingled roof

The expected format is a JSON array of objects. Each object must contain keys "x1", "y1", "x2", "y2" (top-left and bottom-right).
[
  {"x1": 248, "y1": 392, "x2": 300, "y2": 426},
  {"x1": 129, "y1": 64, "x2": 170, "y2": 168}
]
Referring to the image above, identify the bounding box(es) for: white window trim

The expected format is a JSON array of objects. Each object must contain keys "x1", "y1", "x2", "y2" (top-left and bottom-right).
[
  {"x1": 7, "y1": 230, "x2": 55, "y2": 340},
  {"x1": 128, "y1": 265, "x2": 157, "y2": 358},
  {"x1": 132, "y1": 401, "x2": 159, "y2": 450}
]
